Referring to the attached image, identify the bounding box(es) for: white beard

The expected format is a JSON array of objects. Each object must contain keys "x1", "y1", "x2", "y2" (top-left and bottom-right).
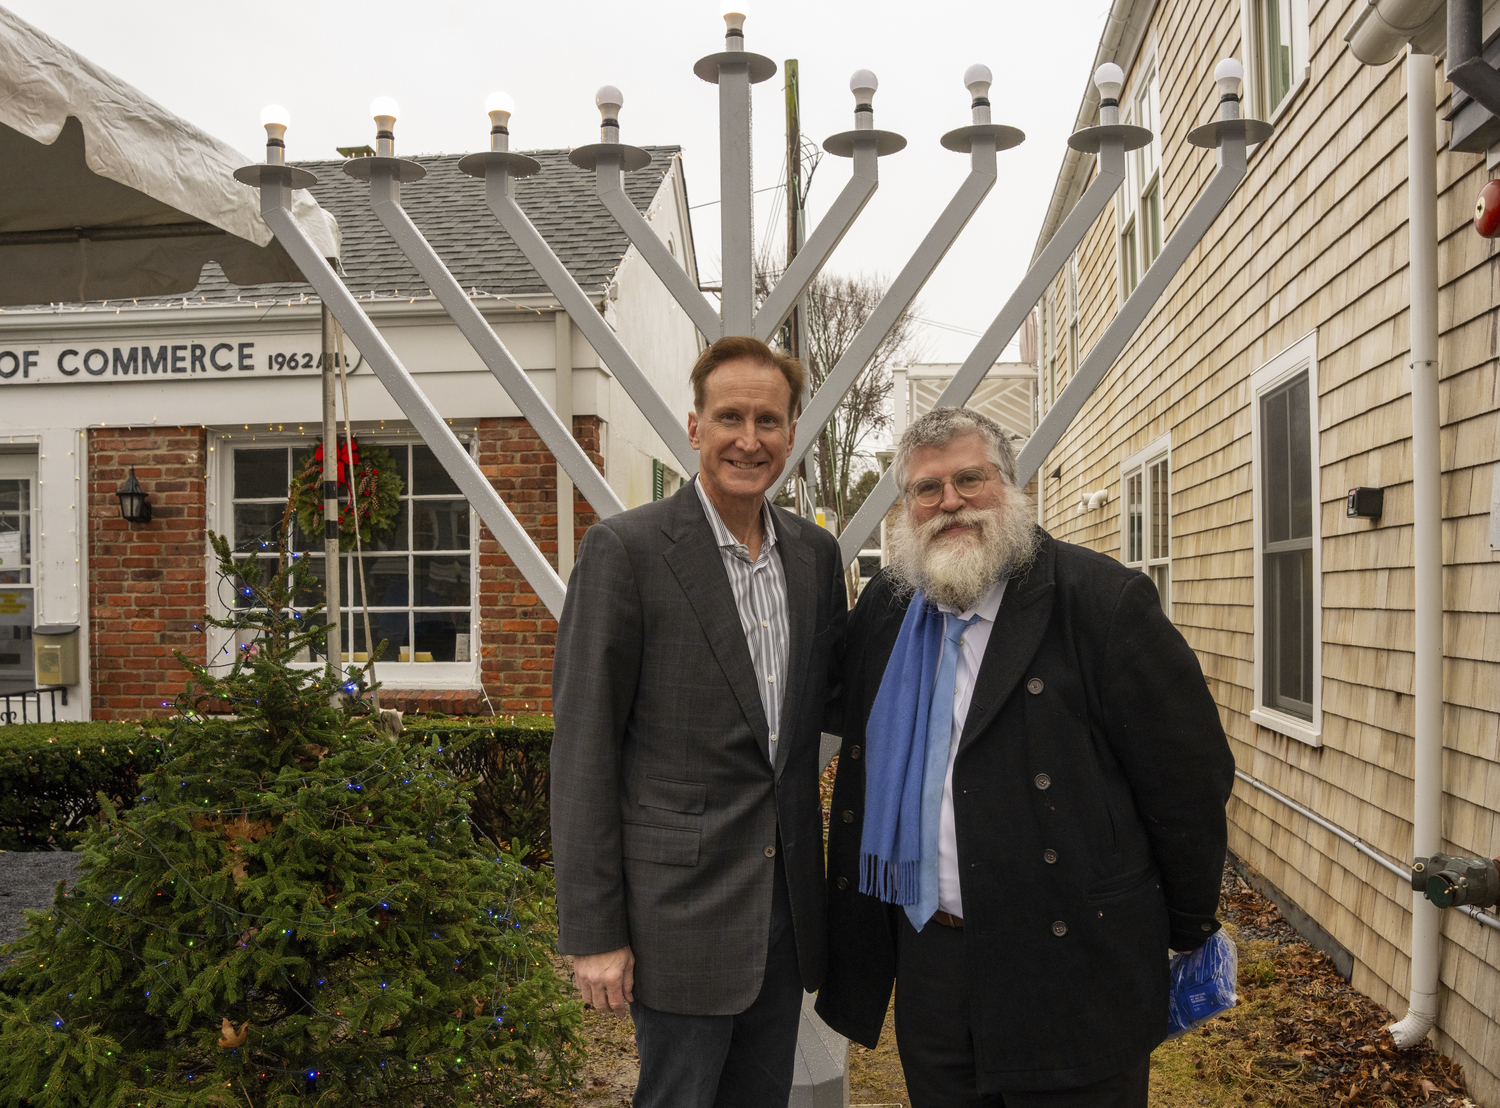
[{"x1": 886, "y1": 492, "x2": 1040, "y2": 612}]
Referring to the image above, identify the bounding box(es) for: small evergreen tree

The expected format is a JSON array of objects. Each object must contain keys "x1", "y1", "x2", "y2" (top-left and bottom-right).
[{"x1": 0, "y1": 522, "x2": 580, "y2": 1106}]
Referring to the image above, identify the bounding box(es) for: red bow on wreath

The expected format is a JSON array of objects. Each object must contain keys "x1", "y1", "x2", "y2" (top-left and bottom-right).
[{"x1": 313, "y1": 438, "x2": 362, "y2": 494}]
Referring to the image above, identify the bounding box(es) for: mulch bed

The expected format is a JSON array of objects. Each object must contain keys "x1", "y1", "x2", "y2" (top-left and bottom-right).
[{"x1": 1167, "y1": 864, "x2": 1475, "y2": 1107}]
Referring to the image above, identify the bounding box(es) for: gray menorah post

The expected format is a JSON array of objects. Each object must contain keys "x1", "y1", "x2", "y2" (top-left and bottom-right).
[{"x1": 236, "y1": 18, "x2": 1270, "y2": 1105}]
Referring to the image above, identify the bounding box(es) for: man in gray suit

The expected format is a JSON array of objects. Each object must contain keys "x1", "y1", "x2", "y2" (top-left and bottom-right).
[{"x1": 552, "y1": 334, "x2": 847, "y2": 1108}]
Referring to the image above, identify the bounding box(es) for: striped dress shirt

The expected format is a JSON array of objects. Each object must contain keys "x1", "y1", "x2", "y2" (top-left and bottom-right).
[{"x1": 694, "y1": 478, "x2": 790, "y2": 763}]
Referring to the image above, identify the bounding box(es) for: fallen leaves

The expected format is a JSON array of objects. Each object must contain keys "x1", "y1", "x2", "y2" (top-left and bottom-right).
[{"x1": 217, "y1": 1017, "x2": 249, "y2": 1048}]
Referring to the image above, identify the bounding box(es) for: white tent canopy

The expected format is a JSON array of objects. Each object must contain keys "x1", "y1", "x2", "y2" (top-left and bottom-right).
[{"x1": 0, "y1": 5, "x2": 339, "y2": 307}]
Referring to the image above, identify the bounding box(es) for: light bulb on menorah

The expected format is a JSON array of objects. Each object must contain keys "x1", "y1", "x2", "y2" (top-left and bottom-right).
[{"x1": 235, "y1": 11, "x2": 1272, "y2": 616}]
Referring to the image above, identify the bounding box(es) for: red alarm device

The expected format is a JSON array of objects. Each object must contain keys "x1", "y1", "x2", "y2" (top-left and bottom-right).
[{"x1": 1475, "y1": 179, "x2": 1500, "y2": 238}]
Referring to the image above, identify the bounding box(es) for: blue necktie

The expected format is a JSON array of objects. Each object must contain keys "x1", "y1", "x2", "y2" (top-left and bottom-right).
[{"x1": 906, "y1": 611, "x2": 980, "y2": 930}]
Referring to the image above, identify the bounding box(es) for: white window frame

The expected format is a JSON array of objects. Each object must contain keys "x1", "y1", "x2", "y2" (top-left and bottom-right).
[
  {"x1": 1117, "y1": 55, "x2": 1163, "y2": 303},
  {"x1": 1119, "y1": 433, "x2": 1172, "y2": 614},
  {"x1": 209, "y1": 430, "x2": 483, "y2": 691},
  {"x1": 1250, "y1": 330, "x2": 1322, "y2": 747},
  {"x1": 1065, "y1": 253, "x2": 1080, "y2": 389},
  {"x1": 0, "y1": 453, "x2": 39, "y2": 687},
  {"x1": 1241, "y1": 0, "x2": 1311, "y2": 126}
]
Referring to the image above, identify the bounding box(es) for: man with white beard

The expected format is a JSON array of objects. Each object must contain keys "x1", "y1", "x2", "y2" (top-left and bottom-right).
[{"x1": 816, "y1": 407, "x2": 1233, "y2": 1108}]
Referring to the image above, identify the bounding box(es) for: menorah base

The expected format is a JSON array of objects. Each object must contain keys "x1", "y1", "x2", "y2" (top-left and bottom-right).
[{"x1": 791, "y1": 991, "x2": 850, "y2": 1108}]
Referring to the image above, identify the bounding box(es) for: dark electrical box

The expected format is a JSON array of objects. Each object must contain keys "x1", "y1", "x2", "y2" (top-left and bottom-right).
[{"x1": 1346, "y1": 487, "x2": 1384, "y2": 520}]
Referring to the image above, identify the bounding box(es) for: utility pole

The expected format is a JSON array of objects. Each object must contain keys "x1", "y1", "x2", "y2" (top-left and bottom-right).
[
  {"x1": 320, "y1": 304, "x2": 341, "y2": 679},
  {"x1": 785, "y1": 58, "x2": 816, "y2": 521}
]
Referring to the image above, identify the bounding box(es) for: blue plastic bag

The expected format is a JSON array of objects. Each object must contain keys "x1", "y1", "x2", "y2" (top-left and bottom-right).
[{"x1": 1167, "y1": 928, "x2": 1238, "y2": 1038}]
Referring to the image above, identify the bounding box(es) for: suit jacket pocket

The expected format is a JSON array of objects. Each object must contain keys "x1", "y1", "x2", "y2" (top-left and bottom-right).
[
  {"x1": 637, "y1": 776, "x2": 707, "y2": 815},
  {"x1": 1086, "y1": 863, "x2": 1157, "y2": 903},
  {"x1": 621, "y1": 821, "x2": 701, "y2": 867}
]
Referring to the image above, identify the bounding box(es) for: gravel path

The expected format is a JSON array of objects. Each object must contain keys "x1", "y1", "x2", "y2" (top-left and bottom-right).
[{"x1": 0, "y1": 850, "x2": 84, "y2": 948}]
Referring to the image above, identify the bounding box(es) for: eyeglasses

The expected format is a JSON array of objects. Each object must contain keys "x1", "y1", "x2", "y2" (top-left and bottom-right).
[{"x1": 905, "y1": 466, "x2": 995, "y2": 508}]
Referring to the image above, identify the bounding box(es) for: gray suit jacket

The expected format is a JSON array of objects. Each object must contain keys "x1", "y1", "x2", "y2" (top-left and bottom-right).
[{"x1": 551, "y1": 483, "x2": 847, "y2": 1014}]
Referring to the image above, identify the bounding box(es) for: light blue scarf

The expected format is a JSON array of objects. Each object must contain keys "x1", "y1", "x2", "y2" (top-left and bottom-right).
[{"x1": 858, "y1": 591, "x2": 949, "y2": 907}]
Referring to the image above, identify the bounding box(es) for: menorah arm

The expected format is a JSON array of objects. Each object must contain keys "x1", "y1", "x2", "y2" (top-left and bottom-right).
[
  {"x1": 774, "y1": 141, "x2": 999, "y2": 495},
  {"x1": 254, "y1": 177, "x2": 567, "y2": 618},
  {"x1": 836, "y1": 132, "x2": 1249, "y2": 566},
  {"x1": 366, "y1": 170, "x2": 627, "y2": 520},
  {"x1": 485, "y1": 177, "x2": 699, "y2": 476},
  {"x1": 594, "y1": 162, "x2": 723, "y2": 343},
  {"x1": 1012, "y1": 135, "x2": 1248, "y2": 485},
  {"x1": 753, "y1": 146, "x2": 879, "y2": 344}
]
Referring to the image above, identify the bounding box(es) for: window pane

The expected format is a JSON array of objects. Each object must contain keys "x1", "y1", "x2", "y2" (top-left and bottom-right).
[
  {"x1": 294, "y1": 553, "x2": 327, "y2": 608},
  {"x1": 0, "y1": 480, "x2": 30, "y2": 584},
  {"x1": 1287, "y1": 376, "x2": 1312, "y2": 539},
  {"x1": 363, "y1": 500, "x2": 409, "y2": 552},
  {"x1": 234, "y1": 501, "x2": 287, "y2": 553},
  {"x1": 235, "y1": 448, "x2": 290, "y2": 499},
  {"x1": 1121, "y1": 223, "x2": 1139, "y2": 296},
  {"x1": 1261, "y1": 0, "x2": 1294, "y2": 110},
  {"x1": 1127, "y1": 472, "x2": 1143, "y2": 563},
  {"x1": 413, "y1": 499, "x2": 470, "y2": 551},
  {"x1": 415, "y1": 556, "x2": 471, "y2": 608},
  {"x1": 1151, "y1": 563, "x2": 1170, "y2": 615},
  {"x1": 412, "y1": 445, "x2": 460, "y2": 496},
  {"x1": 413, "y1": 610, "x2": 471, "y2": 662},
  {"x1": 0, "y1": 480, "x2": 26, "y2": 513},
  {"x1": 1266, "y1": 548, "x2": 1313, "y2": 720},
  {"x1": 358, "y1": 553, "x2": 410, "y2": 607},
  {"x1": 0, "y1": 588, "x2": 34, "y2": 681},
  {"x1": 350, "y1": 613, "x2": 410, "y2": 661},
  {"x1": 1262, "y1": 385, "x2": 1291, "y2": 544},
  {"x1": 1143, "y1": 180, "x2": 1162, "y2": 267},
  {"x1": 1150, "y1": 458, "x2": 1169, "y2": 561}
]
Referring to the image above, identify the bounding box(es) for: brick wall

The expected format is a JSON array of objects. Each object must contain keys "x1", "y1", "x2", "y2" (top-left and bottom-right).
[
  {"x1": 88, "y1": 427, "x2": 208, "y2": 720},
  {"x1": 475, "y1": 416, "x2": 602, "y2": 713}
]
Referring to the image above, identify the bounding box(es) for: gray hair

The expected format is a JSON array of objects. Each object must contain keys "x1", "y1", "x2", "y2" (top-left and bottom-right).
[{"x1": 891, "y1": 407, "x2": 1019, "y2": 494}]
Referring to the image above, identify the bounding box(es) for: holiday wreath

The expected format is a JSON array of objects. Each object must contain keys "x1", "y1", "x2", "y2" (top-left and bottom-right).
[{"x1": 290, "y1": 438, "x2": 404, "y2": 550}]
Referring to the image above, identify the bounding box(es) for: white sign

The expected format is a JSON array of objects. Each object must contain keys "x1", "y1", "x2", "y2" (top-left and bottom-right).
[{"x1": 0, "y1": 333, "x2": 361, "y2": 385}]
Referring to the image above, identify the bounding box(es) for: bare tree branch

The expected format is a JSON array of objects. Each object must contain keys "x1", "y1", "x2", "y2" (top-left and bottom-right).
[{"x1": 754, "y1": 265, "x2": 919, "y2": 528}]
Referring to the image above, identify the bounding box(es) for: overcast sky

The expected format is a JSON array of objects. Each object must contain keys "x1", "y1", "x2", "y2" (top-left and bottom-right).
[{"x1": 8, "y1": 0, "x2": 1118, "y2": 363}]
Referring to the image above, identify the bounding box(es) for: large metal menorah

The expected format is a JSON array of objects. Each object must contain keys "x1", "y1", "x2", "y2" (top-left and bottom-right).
[{"x1": 235, "y1": 17, "x2": 1271, "y2": 622}]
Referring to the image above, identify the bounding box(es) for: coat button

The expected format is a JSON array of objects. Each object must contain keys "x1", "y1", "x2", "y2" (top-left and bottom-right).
[
  {"x1": 1051, "y1": 920, "x2": 1067, "y2": 937},
  {"x1": 1027, "y1": 678, "x2": 1044, "y2": 695},
  {"x1": 1201, "y1": 922, "x2": 1213, "y2": 931},
  {"x1": 764, "y1": 845, "x2": 776, "y2": 858},
  {"x1": 849, "y1": 745, "x2": 862, "y2": 759},
  {"x1": 836, "y1": 877, "x2": 849, "y2": 891},
  {"x1": 841, "y1": 810, "x2": 855, "y2": 823},
  {"x1": 1034, "y1": 773, "x2": 1051, "y2": 790},
  {"x1": 1043, "y1": 848, "x2": 1058, "y2": 864}
]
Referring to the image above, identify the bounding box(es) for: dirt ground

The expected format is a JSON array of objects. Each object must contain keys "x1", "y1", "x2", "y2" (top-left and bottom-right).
[{"x1": 536, "y1": 861, "x2": 1477, "y2": 1107}]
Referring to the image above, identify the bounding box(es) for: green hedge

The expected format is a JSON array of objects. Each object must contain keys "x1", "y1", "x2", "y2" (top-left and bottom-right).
[
  {"x1": 404, "y1": 715, "x2": 555, "y2": 863},
  {"x1": 0, "y1": 716, "x2": 556, "y2": 858},
  {"x1": 0, "y1": 722, "x2": 166, "y2": 851}
]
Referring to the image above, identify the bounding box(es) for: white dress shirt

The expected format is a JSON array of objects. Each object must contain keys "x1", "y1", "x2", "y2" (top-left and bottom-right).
[
  {"x1": 694, "y1": 478, "x2": 790, "y2": 763},
  {"x1": 935, "y1": 576, "x2": 1008, "y2": 918}
]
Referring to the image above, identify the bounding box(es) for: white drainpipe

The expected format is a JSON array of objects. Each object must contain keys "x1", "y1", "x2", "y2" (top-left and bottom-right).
[{"x1": 1389, "y1": 45, "x2": 1444, "y2": 1050}]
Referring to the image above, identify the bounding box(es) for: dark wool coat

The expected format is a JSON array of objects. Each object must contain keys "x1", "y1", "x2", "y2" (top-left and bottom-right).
[
  {"x1": 551, "y1": 484, "x2": 847, "y2": 1014},
  {"x1": 815, "y1": 531, "x2": 1234, "y2": 1093}
]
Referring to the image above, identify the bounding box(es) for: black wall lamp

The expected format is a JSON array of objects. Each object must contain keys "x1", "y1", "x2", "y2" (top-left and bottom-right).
[{"x1": 116, "y1": 467, "x2": 153, "y2": 524}]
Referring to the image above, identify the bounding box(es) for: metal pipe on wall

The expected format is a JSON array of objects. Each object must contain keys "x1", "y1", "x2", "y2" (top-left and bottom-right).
[{"x1": 1390, "y1": 45, "x2": 1444, "y2": 1051}]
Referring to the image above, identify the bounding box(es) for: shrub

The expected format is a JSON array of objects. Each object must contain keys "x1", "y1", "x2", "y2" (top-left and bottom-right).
[
  {"x1": 0, "y1": 723, "x2": 163, "y2": 851},
  {"x1": 405, "y1": 718, "x2": 554, "y2": 864}
]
